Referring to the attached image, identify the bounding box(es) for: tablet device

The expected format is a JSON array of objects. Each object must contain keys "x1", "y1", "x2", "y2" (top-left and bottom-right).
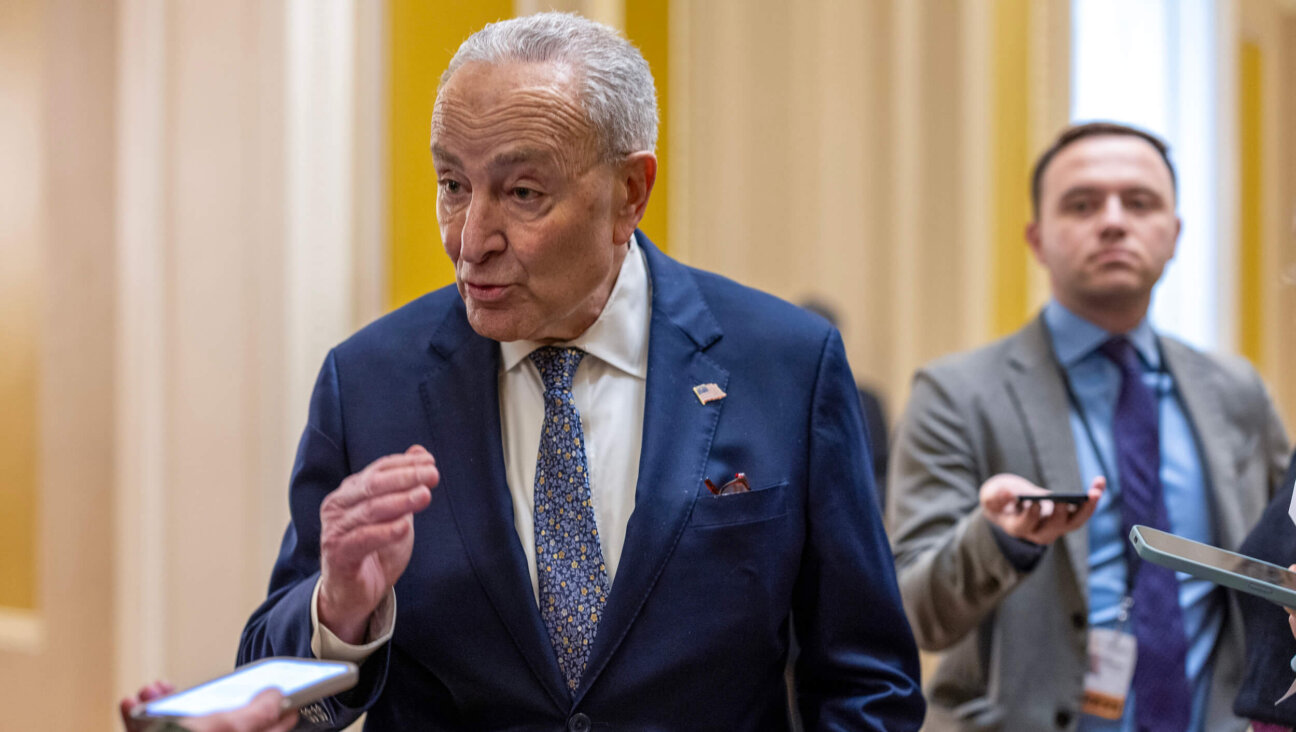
[
  {"x1": 1129, "y1": 524, "x2": 1296, "y2": 607},
  {"x1": 132, "y1": 657, "x2": 357, "y2": 720}
]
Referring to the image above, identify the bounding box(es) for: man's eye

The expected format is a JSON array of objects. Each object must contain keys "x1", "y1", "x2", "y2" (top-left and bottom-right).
[
  {"x1": 440, "y1": 179, "x2": 462, "y2": 194},
  {"x1": 1065, "y1": 199, "x2": 1093, "y2": 214},
  {"x1": 512, "y1": 187, "x2": 538, "y2": 201}
]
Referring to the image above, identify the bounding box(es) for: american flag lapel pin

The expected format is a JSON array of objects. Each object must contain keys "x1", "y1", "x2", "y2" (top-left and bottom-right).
[{"x1": 692, "y1": 383, "x2": 726, "y2": 405}]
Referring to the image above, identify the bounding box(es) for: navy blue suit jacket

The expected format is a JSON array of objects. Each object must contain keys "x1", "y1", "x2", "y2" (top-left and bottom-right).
[
  {"x1": 1233, "y1": 451, "x2": 1296, "y2": 724},
  {"x1": 238, "y1": 235, "x2": 923, "y2": 730}
]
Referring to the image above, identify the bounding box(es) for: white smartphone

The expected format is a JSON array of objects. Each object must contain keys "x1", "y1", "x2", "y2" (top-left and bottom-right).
[
  {"x1": 131, "y1": 657, "x2": 358, "y2": 720},
  {"x1": 1130, "y1": 524, "x2": 1296, "y2": 607}
]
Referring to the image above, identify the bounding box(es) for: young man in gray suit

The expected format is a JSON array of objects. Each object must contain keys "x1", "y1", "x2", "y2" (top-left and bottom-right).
[{"x1": 888, "y1": 122, "x2": 1290, "y2": 731}]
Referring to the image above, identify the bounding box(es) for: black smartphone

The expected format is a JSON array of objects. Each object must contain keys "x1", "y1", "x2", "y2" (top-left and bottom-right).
[{"x1": 1015, "y1": 492, "x2": 1090, "y2": 505}]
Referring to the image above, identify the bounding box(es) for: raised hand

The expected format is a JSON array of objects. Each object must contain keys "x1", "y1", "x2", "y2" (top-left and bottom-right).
[{"x1": 318, "y1": 444, "x2": 438, "y2": 643}]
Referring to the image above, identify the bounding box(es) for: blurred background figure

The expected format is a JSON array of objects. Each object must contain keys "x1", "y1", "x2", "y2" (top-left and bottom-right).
[{"x1": 888, "y1": 121, "x2": 1289, "y2": 731}]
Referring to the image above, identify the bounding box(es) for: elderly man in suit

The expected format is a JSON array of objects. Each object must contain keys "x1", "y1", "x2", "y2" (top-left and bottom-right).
[
  {"x1": 888, "y1": 121, "x2": 1289, "y2": 731},
  {"x1": 238, "y1": 12, "x2": 923, "y2": 731}
]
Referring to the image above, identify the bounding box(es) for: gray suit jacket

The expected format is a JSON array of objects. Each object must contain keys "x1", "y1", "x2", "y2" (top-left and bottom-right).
[{"x1": 887, "y1": 316, "x2": 1289, "y2": 731}]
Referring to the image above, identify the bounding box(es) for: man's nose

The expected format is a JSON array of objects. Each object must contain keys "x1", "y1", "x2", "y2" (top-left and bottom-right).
[
  {"x1": 1099, "y1": 194, "x2": 1127, "y2": 237},
  {"x1": 459, "y1": 195, "x2": 506, "y2": 263}
]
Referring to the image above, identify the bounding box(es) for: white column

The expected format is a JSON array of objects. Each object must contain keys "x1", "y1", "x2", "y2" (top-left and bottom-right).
[
  {"x1": 114, "y1": 0, "x2": 379, "y2": 693},
  {"x1": 114, "y1": 0, "x2": 169, "y2": 694}
]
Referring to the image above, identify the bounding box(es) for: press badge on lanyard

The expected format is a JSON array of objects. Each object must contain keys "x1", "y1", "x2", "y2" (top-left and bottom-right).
[{"x1": 1082, "y1": 599, "x2": 1137, "y2": 720}]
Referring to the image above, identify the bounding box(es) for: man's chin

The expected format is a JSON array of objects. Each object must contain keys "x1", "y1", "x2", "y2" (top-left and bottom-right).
[
  {"x1": 462, "y1": 301, "x2": 590, "y2": 343},
  {"x1": 1084, "y1": 267, "x2": 1153, "y2": 292},
  {"x1": 465, "y1": 309, "x2": 526, "y2": 342},
  {"x1": 1079, "y1": 282, "x2": 1152, "y2": 311}
]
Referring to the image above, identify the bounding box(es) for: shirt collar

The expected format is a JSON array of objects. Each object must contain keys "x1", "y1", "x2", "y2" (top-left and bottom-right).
[
  {"x1": 1043, "y1": 299, "x2": 1160, "y2": 371},
  {"x1": 499, "y1": 234, "x2": 650, "y2": 379}
]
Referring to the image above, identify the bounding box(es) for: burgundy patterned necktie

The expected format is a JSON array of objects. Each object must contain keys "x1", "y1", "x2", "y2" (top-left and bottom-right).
[
  {"x1": 529, "y1": 346, "x2": 610, "y2": 694},
  {"x1": 1099, "y1": 337, "x2": 1191, "y2": 732}
]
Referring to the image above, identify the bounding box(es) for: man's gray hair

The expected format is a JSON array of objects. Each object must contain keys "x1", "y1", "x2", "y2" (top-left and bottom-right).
[{"x1": 440, "y1": 12, "x2": 659, "y2": 161}]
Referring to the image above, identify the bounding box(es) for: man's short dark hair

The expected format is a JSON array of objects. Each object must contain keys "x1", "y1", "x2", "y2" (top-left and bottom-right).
[{"x1": 1030, "y1": 121, "x2": 1177, "y2": 219}]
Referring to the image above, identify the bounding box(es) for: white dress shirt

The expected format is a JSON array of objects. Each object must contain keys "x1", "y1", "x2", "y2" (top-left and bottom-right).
[
  {"x1": 312, "y1": 236, "x2": 651, "y2": 661},
  {"x1": 498, "y1": 237, "x2": 649, "y2": 599}
]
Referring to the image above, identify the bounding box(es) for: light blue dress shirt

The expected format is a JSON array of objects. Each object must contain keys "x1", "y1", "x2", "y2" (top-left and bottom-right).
[{"x1": 1043, "y1": 302, "x2": 1221, "y2": 732}]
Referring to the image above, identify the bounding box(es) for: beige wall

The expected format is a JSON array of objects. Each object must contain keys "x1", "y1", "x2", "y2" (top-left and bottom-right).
[
  {"x1": 0, "y1": 1, "x2": 382, "y2": 729},
  {"x1": 670, "y1": 0, "x2": 1295, "y2": 432},
  {"x1": 0, "y1": 1, "x2": 117, "y2": 730},
  {"x1": 113, "y1": 0, "x2": 385, "y2": 697},
  {"x1": 117, "y1": 0, "x2": 290, "y2": 689},
  {"x1": 1235, "y1": 0, "x2": 1296, "y2": 433},
  {"x1": 0, "y1": 0, "x2": 43, "y2": 613},
  {"x1": 1281, "y1": 11, "x2": 1296, "y2": 428},
  {"x1": 1247, "y1": 0, "x2": 1296, "y2": 431},
  {"x1": 669, "y1": 0, "x2": 1069, "y2": 411}
]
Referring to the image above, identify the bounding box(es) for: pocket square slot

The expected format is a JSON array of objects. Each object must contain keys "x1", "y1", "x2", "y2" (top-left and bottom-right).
[
  {"x1": 704, "y1": 473, "x2": 750, "y2": 496},
  {"x1": 688, "y1": 481, "x2": 789, "y2": 528}
]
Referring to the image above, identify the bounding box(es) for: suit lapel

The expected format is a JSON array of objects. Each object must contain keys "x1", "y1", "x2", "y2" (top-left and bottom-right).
[
  {"x1": 419, "y1": 303, "x2": 570, "y2": 709},
  {"x1": 575, "y1": 235, "x2": 726, "y2": 703},
  {"x1": 1004, "y1": 318, "x2": 1091, "y2": 588},
  {"x1": 1160, "y1": 339, "x2": 1244, "y2": 548}
]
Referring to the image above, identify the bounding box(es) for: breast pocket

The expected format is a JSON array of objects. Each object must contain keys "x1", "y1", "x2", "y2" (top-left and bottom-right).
[{"x1": 687, "y1": 481, "x2": 789, "y2": 528}]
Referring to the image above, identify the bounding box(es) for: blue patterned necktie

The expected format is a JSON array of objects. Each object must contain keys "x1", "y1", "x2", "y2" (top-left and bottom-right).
[
  {"x1": 529, "y1": 346, "x2": 610, "y2": 694},
  {"x1": 1099, "y1": 337, "x2": 1191, "y2": 732}
]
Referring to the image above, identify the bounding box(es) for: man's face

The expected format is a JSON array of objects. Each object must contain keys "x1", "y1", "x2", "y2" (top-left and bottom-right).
[
  {"x1": 430, "y1": 60, "x2": 643, "y2": 343},
  {"x1": 1027, "y1": 135, "x2": 1182, "y2": 315}
]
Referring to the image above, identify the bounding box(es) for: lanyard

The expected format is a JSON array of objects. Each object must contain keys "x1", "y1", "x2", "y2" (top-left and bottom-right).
[{"x1": 1039, "y1": 314, "x2": 1173, "y2": 618}]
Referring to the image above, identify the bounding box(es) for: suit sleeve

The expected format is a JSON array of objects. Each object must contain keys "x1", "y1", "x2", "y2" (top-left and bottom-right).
[
  {"x1": 792, "y1": 331, "x2": 926, "y2": 731},
  {"x1": 857, "y1": 388, "x2": 890, "y2": 507},
  {"x1": 886, "y1": 368, "x2": 1034, "y2": 651},
  {"x1": 236, "y1": 350, "x2": 390, "y2": 731}
]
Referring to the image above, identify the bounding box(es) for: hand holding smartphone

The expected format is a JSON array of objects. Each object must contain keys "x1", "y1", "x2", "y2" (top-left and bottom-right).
[
  {"x1": 1015, "y1": 492, "x2": 1091, "y2": 505},
  {"x1": 980, "y1": 474, "x2": 1105, "y2": 546}
]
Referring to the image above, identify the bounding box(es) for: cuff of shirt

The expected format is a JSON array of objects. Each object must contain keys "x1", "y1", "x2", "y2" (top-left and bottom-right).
[
  {"x1": 989, "y1": 524, "x2": 1047, "y2": 572},
  {"x1": 309, "y1": 579, "x2": 396, "y2": 663}
]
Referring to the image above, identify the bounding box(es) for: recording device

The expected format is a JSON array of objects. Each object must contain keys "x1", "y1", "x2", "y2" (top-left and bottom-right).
[
  {"x1": 1130, "y1": 524, "x2": 1296, "y2": 607},
  {"x1": 131, "y1": 657, "x2": 357, "y2": 720}
]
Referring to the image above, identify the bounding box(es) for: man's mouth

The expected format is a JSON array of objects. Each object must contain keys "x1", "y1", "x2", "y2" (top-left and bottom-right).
[
  {"x1": 464, "y1": 281, "x2": 511, "y2": 301},
  {"x1": 1091, "y1": 249, "x2": 1137, "y2": 266}
]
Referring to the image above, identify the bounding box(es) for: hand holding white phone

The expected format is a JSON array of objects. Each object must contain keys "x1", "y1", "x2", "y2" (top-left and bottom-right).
[{"x1": 125, "y1": 658, "x2": 357, "y2": 728}]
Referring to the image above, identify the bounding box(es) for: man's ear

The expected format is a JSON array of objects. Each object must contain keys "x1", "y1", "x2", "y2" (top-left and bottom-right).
[
  {"x1": 612, "y1": 151, "x2": 657, "y2": 244},
  {"x1": 1169, "y1": 216, "x2": 1182, "y2": 260},
  {"x1": 1025, "y1": 220, "x2": 1043, "y2": 263}
]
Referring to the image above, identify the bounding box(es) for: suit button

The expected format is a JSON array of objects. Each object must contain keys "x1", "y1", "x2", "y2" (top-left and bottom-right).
[
  {"x1": 1071, "y1": 612, "x2": 1086, "y2": 630},
  {"x1": 568, "y1": 713, "x2": 591, "y2": 732},
  {"x1": 1055, "y1": 709, "x2": 1073, "y2": 728}
]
